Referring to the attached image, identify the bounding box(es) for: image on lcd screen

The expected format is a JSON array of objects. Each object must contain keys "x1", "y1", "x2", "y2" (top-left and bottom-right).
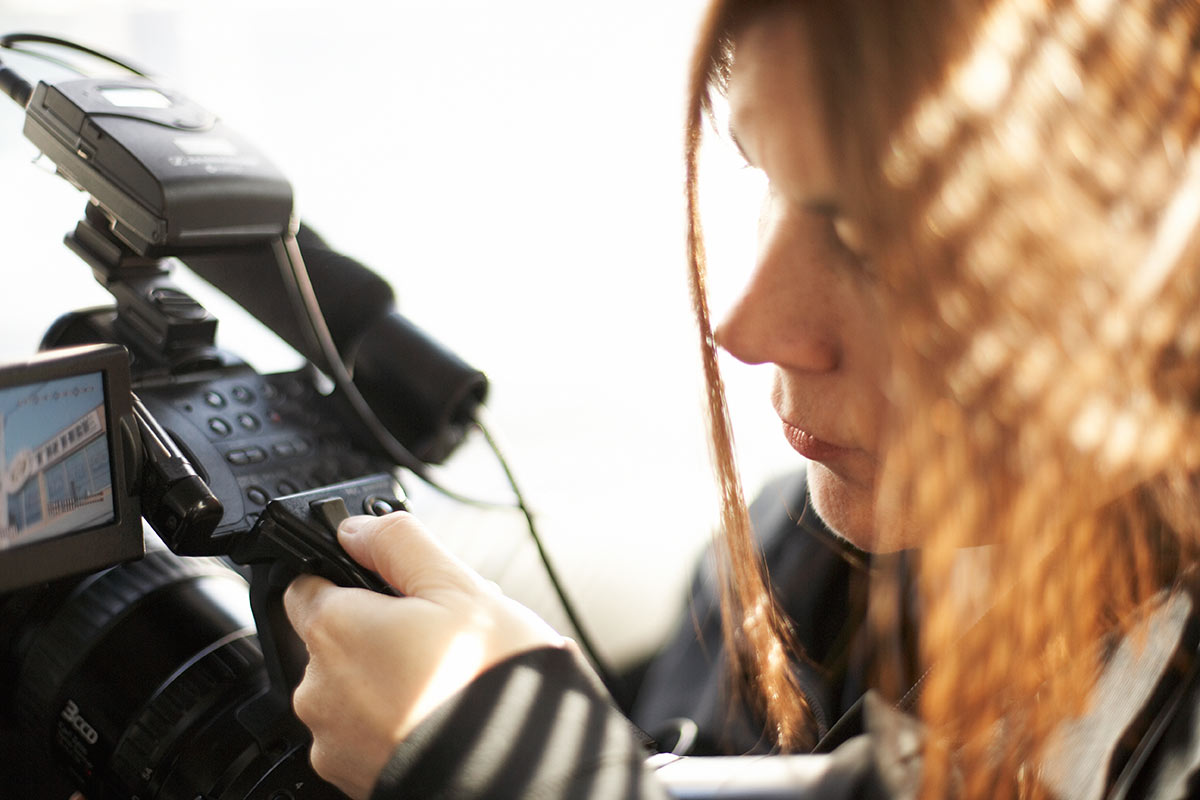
[{"x1": 0, "y1": 371, "x2": 114, "y2": 550}]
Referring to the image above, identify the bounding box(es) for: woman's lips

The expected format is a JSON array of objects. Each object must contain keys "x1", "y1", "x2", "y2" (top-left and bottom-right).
[{"x1": 780, "y1": 419, "x2": 854, "y2": 462}]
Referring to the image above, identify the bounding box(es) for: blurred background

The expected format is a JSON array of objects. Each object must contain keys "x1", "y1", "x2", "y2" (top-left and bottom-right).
[{"x1": 0, "y1": 0, "x2": 795, "y2": 671}]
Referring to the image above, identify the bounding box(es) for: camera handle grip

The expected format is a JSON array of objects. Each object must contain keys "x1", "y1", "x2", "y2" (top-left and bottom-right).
[
  {"x1": 231, "y1": 561, "x2": 321, "y2": 759},
  {"x1": 232, "y1": 475, "x2": 404, "y2": 708},
  {"x1": 249, "y1": 560, "x2": 313, "y2": 704}
]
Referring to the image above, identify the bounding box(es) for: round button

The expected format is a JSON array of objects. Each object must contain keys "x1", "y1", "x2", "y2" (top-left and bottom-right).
[
  {"x1": 364, "y1": 496, "x2": 396, "y2": 516},
  {"x1": 231, "y1": 385, "x2": 255, "y2": 404},
  {"x1": 204, "y1": 391, "x2": 226, "y2": 408},
  {"x1": 246, "y1": 486, "x2": 269, "y2": 505},
  {"x1": 236, "y1": 413, "x2": 261, "y2": 431},
  {"x1": 277, "y1": 480, "x2": 300, "y2": 495},
  {"x1": 208, "y1": 417, "x2": 232, "y2": 437}
]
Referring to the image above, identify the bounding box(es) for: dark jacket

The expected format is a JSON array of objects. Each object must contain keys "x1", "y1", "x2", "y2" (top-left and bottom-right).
[
  {"x1": 629, "y1": 470, "x2": 880, "y2": 756},
  {"x1": 371, "y1": 471, "x2": 1200, "y2": 800}
]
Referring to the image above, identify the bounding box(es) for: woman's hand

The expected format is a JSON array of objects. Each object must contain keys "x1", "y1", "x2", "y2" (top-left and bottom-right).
[{"x1": 283, "y1": 511, "x2": 567, "y2": 800}]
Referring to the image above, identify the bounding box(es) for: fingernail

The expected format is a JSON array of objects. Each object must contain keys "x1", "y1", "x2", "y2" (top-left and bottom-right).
[{"x1": 339, "y1": 515, "x2": 372, "y2": 536}]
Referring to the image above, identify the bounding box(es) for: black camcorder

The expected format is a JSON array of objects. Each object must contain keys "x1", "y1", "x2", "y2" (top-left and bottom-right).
[{"x1": 0, "y1": 36, "x2": 488, "y2": 799}]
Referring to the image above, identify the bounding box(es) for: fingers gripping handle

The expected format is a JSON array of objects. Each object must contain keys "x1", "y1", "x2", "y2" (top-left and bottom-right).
[{"x1": 232, "y1": 474, "x2": 404, "y2": 702}]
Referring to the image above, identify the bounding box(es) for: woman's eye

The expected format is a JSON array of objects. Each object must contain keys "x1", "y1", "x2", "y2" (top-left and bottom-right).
[
  {"x1": 828, "y1": 215, "x2": 874, "y2": 277},
  {"x1": 832, "y1": 216, "x2": 865, "y2": 256}
]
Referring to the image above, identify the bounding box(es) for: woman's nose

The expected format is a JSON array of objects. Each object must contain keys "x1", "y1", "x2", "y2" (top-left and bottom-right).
[{"x1": 713, "y1": 205, "x2": 842, "y2": 372}]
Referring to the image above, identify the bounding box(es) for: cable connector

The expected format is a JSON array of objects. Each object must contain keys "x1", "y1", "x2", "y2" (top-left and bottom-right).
[{"x1": 0, "y1": 60, "x2": 32, "y2": 107}]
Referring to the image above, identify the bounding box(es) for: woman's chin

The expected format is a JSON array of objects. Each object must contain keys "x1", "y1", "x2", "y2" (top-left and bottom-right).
[{"x1": 806, "y1": 461, "x2": 902, "y2": 553}]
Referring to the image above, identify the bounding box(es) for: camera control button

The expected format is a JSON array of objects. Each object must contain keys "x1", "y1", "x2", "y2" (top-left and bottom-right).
[
  {"x1": 364, "y1": 496, "x2": 397, "y2": 516},
  {"x1": 226, "y1": 449, "x2": 250, "y2": 466},
  {"x1": 246, "y1": 486, "x2": 269, "y2": 505},
  {"x1": 311, "y1": 497, "x2": 350, "y2": 533},
  {"x1": 203, "y1": 390, "x2": 226, "y2": 408},
  {"x1": 231, "y1": 384, "x2": 255, "y2": 404},
  {"x1": 272, "y1": 441, "x2": 297, "y2": 458},
  {"x1": 236, "y1": 412, "x2": 261, "y2": 431},
  {"x1": 277, "y1": 479, "x2": 300, "y2": 495},
  {"x1": 208, "y1": 417, "x2": 232, "y2": 437},
  {"x1": 244, "y1": 446, "x2": 267, "y2": 464}
]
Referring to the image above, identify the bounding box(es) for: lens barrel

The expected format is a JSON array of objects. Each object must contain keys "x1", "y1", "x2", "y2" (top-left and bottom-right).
[{"x1": 2, "y1": 548, "x2": 345, "y2": 799}]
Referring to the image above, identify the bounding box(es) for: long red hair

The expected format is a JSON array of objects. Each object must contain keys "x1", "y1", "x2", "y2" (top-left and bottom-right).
[{"x1": 685, "y1": 0, "x2": 1200, "y2": 795}]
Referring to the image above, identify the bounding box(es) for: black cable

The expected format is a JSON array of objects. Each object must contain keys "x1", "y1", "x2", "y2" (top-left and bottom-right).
[
  {"x1": 271, "y1": 225, "x2": 620, "y2": 690},
  {"x1": 0, "y1": 33, "x2": 151, "y2": 77},
  {"x1": 0, "y1": 53, "x2": 32, "y2": 107},
  {"x1": 272, "y1": 231, "x2": 532, "y2": 509},
  {"x1": 0, "y1": 45, "x2": 84, "y2": 77},
  {"x1": 473, "y1": 415, "x2": 619, "y2": 691},
  {"x1": 0, "y1": 31, "x2": 154, "y2": 109}
]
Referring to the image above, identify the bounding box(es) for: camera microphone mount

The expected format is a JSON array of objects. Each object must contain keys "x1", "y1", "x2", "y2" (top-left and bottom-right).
[{"x1": 55, "y1": 203, "x2": 225, "y2": 374}]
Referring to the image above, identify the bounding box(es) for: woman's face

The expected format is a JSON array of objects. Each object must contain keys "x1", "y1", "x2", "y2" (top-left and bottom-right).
[{"x1": 717, "y1": 11, "x2": 901, "y2": 551}]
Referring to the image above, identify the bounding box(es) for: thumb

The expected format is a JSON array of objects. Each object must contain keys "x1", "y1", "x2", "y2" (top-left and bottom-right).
[
  {"x1": 335, "y1": 514, "x2": 383, "y2": 572},
  {"x1": 337, "y1": 511, "x2": 483, "y2": 598}
]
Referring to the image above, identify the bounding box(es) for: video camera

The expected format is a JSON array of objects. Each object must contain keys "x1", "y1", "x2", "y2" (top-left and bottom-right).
[{"x1": 0, "y1": 35, "x2": 489, "y2": 799}]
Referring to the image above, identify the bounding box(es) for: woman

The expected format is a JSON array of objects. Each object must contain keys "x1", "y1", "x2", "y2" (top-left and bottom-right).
[{"x1": 284, "y1": 0, "x2": 1200, "y2": 797}]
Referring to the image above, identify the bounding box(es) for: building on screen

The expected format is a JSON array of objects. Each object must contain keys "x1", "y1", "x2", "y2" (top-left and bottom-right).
[{"x1": 0, "y1": 403, "x2": 112, "y2": 545}]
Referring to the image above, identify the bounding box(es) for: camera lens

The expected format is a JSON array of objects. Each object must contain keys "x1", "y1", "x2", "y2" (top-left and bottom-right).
[{"x1": 1, "y1": 548, "x2": 345, "y2": 799}]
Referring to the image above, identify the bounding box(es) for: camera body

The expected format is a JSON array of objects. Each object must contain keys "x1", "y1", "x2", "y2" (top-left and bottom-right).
[
  {"x1": 0, "y1": 337, "x2": 406, "y2": 799},
  {"x1": 0, "y1": 51, "x2": 482, "y2": 799}
]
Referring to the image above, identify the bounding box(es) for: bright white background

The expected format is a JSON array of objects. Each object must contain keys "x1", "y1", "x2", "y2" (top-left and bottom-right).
[{"x1": 0, "y1": 0, "x2": 797, "y2": 669}]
